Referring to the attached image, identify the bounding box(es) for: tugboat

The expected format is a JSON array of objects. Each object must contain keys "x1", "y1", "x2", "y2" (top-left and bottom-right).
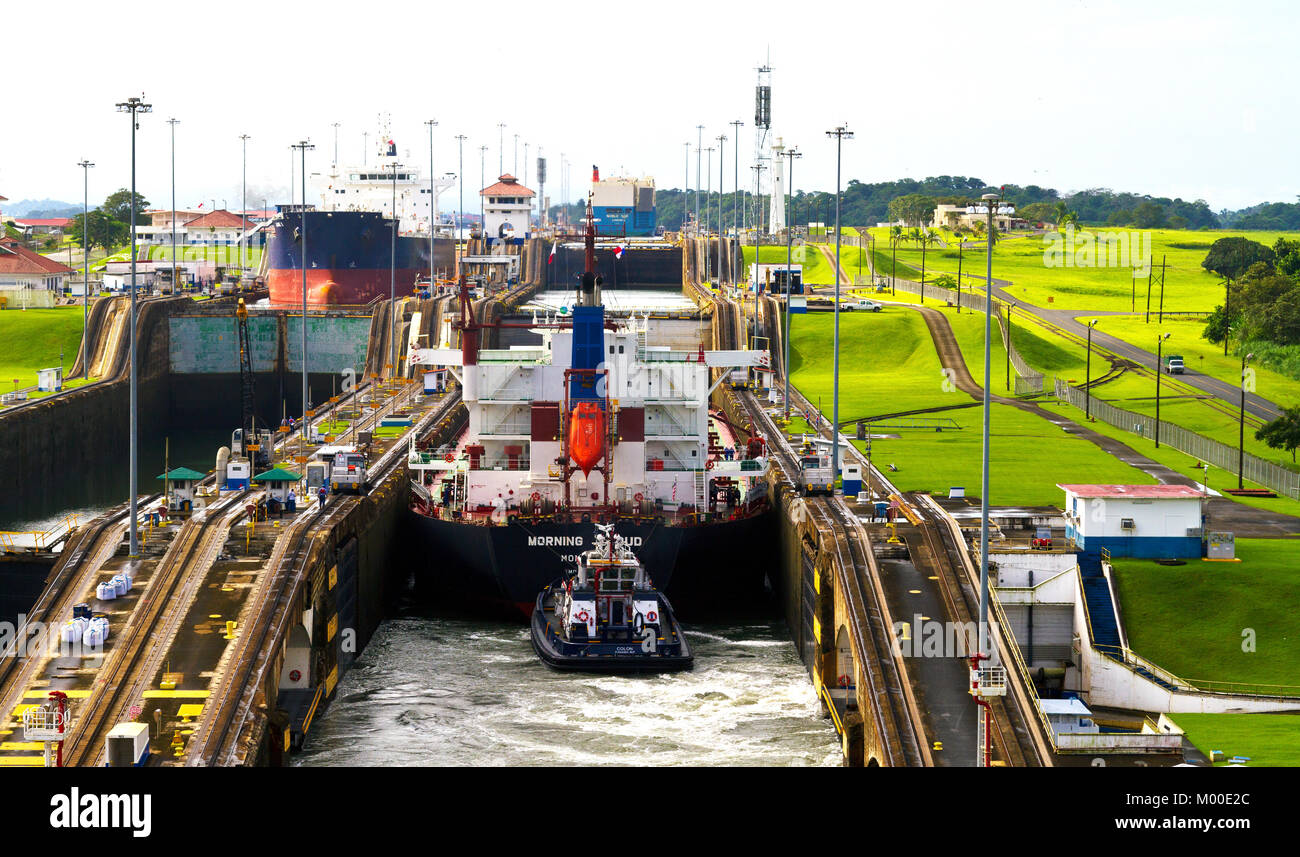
[{"x1": 531, "y1": 523, "x2": 692, "y2": 672}]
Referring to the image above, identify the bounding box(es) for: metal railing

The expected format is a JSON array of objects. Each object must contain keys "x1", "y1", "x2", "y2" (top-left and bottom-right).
[{"x1": 1054, "y1": 378, "x2": 1300, "y2": 498}]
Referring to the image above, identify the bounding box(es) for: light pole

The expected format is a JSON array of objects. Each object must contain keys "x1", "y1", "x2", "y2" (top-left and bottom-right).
[
  {"x1": 497, "y1": 123, "x2": 505, "y2": 176},
  {"x1": 977, "y1": 191, "x2": 1008, "y2": 659},
  {"x1": 1084, "y1": 319, "x2": 1098, "y2": 418},
  {"x1": 730, "y1": 119, "x2": 743, "y2": 235},
  {"x1": 513, "y1": 132, "x2": 519, "y2": 178},
  {"x1": 455, "y1": 134, "x2": 467, "y2": 255},
  {"x1": 425, "y1": 119, "x2": 438, "y2": 281},
  {"x1": 479, "y1": 145, "x2": 487, "y2": 226},
  {"x1": 331, "y1": 122, "x2": 340, "y2": 166},
  {"x1": 291, "y1": 140, "x2": 315, "y2": 441},
  {"x1": 717, "y1": 134, "x2": 726, "y2": 284},
  {"x1": 166, "y1": 119, "x2": 179, "y2": 292},
  {"x1": 78, "y1": 159, "x2": 93, "y2": 377},
  {"x1": 825, "y1": 125, "x2": 853, "y2": 488},
  {"x1": 782, "y1": 146, "x2": 801, "y2": 423},
  {"x1": 240, "y1": 134, "x2": 249, "y2": 281},
  {"x1": 1155, "y1": 332, "x2": 1171, "y2": 448},
  {"x1": 683, "y1": 142, "x2": 690, "y2": 232},
  {"x1": 388, "y1": 161, "x2": 402, "y2": 379},
  {"x1": 704, "y1": 146, "x2": 714, "y2": 283},
  {"x1": 695, "y1": 124, "x2": 704, "y2": 232},
  {"x1": 1239, "y1": 352, "x2": 1254, "y2": 489},
  {"x1": 116, "y1": 94, "x2": 151, "y2": 558}
]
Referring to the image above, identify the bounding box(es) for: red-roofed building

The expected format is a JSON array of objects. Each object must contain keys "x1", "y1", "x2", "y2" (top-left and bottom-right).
[
  {"x1": 0, "y1": 238, "x2": 75, "y2": 306},
  {"x1": 13, "y1": 218, "x2": 72, "y2": 237},
  {"x1": 1058, "y1": 484, "x2": 1204, "y2": 559},
  {"x1": 183, "y1": 209, "x2": 257, "y2": 246},
  {"x1": 480, "y1": 174, "x2": 534, "y2": 240}
]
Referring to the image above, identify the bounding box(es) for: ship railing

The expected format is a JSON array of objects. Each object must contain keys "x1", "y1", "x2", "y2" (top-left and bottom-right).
[
  {"x1": 474, "y1": 456, "x2": 530, "y2": 471},
  {"x1": 479, "y1": 419, "x2": 532, "y2": 436}
]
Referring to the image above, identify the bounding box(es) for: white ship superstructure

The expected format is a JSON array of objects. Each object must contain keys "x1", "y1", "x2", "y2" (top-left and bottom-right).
[{"x1": 409, "y1": 313, "x2": 771, "y2": 517}]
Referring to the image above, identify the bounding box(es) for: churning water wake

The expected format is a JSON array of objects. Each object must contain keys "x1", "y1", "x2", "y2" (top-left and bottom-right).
[{"x1": 294, "y1": 613, "x2": 840, "y2": 767}]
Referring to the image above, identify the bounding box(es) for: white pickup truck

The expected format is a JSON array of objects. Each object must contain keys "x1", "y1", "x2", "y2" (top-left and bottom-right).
[{"x1": 844, "y1": 298, "x2": 883, "y2": 312}]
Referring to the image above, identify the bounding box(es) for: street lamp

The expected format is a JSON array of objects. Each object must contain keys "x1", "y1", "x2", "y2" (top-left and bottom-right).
[
  {"x1": 479, "y1": 145, "x2": 487, "y2": 226},
  {"x1": 782, "y1": 146, "x2": 801, "y2": 424},
  {"x1": 425, "y1": 119, "x2": 438, "y2": 282},
  {"x1": 77, "y1": 159, "x2": 93, "y2": 377},
  {"x1": 1155, "y1": 332, "x2": 1171, "y2": 448},
  {"x1": 167, "y1": 119, "x2": 179, "y2": 292},
  {"x1": 291, "y1": 140, "x2": 315, "y2": 441},
  {"x1": 454, "y1": 134, "x2": 467, "y2": 260},
  {"x1": 695, "y1": 124, "x2": 704, "y2": 232},
  {"x1": 240, "y1": 134, "x2": 250, "y2": 281},
  {"x1": 977, "y1": 190, "x2": 1010, "y2": 659},
  {"x1": 116, "y1": 94, "x2": 151, "y2": 558},
  {"x1": 1084, "y1": 319, "x2": 1098, "y2": 418},
  {"x1": 1239, "y1": 352, "x2": 1254, "y2": 489},
  {"x1": 388, "y1": 160, "x2": 403, "y2": 379},
  {"x1": 682, "y1": 142, "x2": 690, "y2": 232},
  {"x1": 730, "y1": 120, "x2": 743, "y2": 234},
  {"x1": 825, "y1": 124, "x2": 853, "y2": 488},
  {"x1": 716, "y1": 134, "x2": 726, "y2": 284}
]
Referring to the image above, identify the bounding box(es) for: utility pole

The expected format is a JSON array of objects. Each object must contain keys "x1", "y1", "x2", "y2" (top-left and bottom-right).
[
  {"x1": 291, "y1": 140, "x2": 315, "y2": 441},
  {"x1": 825, "y1": 124, "x2": 853, "y2": 489},
  {"x1": 116, "y1": 94, "x2": 151, "y2": 557},
  {"x1": 683, "y1": 142, "x2": 690, "y2": 232}
]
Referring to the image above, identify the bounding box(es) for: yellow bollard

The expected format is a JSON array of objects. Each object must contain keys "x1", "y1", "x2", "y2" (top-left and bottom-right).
[{"x1": 224, "y1": 621, "x2": 237, "y2": 640}]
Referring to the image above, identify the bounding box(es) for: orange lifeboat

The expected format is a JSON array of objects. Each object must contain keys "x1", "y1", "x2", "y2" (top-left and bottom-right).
[{"x1": 568, "y1": 401, "x2": 605, "y2": 476}]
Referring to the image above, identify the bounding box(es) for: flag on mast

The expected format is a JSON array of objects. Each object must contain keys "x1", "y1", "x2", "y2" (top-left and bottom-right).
[{"x1": 548, "y1": 241, "x2": 557, "y2": 264}]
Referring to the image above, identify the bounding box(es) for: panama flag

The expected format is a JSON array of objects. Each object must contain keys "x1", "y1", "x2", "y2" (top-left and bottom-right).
[
  {"x1": 548, "y1": 241, "x2": 557, "y2": 264},
  {"x1": 613, "y1": 245, "x2": 625, "y2": 260}
]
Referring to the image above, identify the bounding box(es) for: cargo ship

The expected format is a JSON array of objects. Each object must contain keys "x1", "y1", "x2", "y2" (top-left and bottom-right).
[
  {"x1": 590, "y1": 170, "x2": 656, "y2": 237},
  {"x1": 266, "y1": 136, "x2": 456, "y2": 306},
  {"x1": 406, "y1": 194, "x2": 775, "y2": 618}
]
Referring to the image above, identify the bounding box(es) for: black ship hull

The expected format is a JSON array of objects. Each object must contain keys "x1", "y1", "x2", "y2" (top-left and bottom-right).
[{"x1": 408, "y1": 509, "x2": 776, "y2": 618}]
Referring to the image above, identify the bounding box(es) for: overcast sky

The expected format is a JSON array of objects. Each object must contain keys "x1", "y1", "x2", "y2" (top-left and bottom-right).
[{"x1": 3, "y1": 0, "x2": 1296, "y2": 213}]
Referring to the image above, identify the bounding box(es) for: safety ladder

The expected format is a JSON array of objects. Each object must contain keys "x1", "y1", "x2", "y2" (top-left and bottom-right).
[{"x1": 694, "y1": 469, "x2": 707, "y2": 512}]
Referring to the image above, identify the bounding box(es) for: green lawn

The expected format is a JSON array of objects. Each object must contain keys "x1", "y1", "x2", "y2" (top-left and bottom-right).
[
  {"x1": 0, "y1": 307, "x2": 86, "y2": 390},
  {"x1": 880, "y1": 227, "x2": 1300, "y2": 313},
  {"x1": 1112, "y1": 538, "x2": 1300, "y2": 691},
  {"x1": 789, "y1": 311, "x2": 1155, "y2": 505},
  {"x1": 1173, "y1": 713, "x2": 1300, "y2": 767}
]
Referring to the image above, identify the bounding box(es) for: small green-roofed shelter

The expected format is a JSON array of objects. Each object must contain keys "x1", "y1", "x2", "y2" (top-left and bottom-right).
[
  {"x1": 158, "y1": 467, "x2": 207, "y2": 510},
  {"x1": 254, "y1": 467, "x2": 302, "y2": 502}
]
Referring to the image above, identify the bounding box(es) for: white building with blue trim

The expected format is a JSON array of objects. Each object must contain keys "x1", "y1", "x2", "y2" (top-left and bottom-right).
[{"x1": 1059, "y1": 484, "x2": 1204, "y2": 559}]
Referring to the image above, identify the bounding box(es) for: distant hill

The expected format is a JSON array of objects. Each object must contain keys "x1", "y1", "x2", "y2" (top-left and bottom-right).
[{"x1": 3, "y1": 199, "x2": 81, "y2": 218}]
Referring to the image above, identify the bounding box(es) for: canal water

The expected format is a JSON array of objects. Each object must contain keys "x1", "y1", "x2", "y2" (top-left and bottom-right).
[{"x1": 295, "y1": 604, "x2": 840, "y2": 767}]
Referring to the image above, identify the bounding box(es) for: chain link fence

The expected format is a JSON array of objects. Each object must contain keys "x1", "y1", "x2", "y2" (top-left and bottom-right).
[{"x1": 1054, "y1": 378, "x2": 1300, "y2": 498}]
